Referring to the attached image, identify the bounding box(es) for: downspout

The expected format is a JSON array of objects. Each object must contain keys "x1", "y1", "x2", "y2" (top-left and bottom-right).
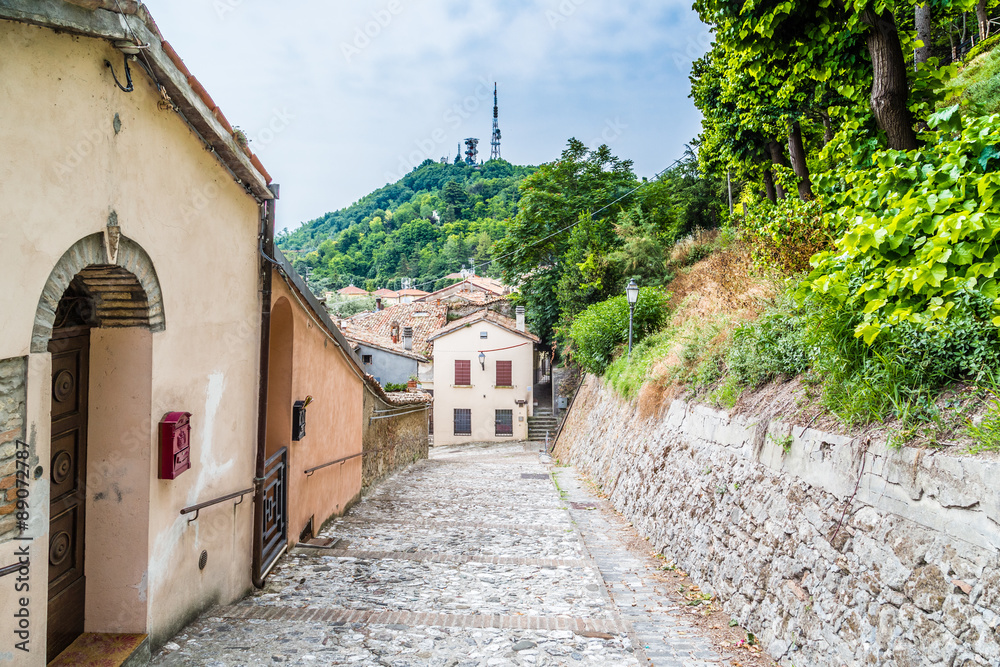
[{"x1": 252, "y1": 183, "x2": 279, "y2": 588}]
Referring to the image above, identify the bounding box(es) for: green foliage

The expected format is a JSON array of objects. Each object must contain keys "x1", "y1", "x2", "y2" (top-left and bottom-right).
[
  {"x1": 383, "y1": 382, "x2": 408, "y2": 392},
  {"x1": 948, "y1": 46, "x2": 1000, "y2": 116},
  {"x1": 966, "y1": 33, "x2": 1000, "y2": 63},
  {"x1": 566, "y1": 287, "x2": 669, "y2": 375},
  {"x1": 726, "y1": 296, "x2": 810, "y2": 387},
  {"x1": 326, "y1": 297, "x2": 375, "y2": 318},
  {"x1": 739, "y1": 193, "x2": 830, "y2": 274},
  {"x1": 604, "y1": 329, "x2": 677, "y2": 399},
  {"x1": 800, "y1": 109, "x2": 1000, "y2": 345},
  {"x1": 276, "y1": 160, "x2": 537, "y2": 293}
]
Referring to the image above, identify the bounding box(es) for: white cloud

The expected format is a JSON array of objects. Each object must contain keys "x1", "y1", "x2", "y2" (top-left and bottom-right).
[{"x1": 146, "y1": 0, "x2": 708, "y2": 230}]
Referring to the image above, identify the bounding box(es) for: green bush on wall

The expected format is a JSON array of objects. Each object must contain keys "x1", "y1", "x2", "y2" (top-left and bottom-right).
[{"x1": 567, "y1": 287, "x2": 669, "y2": 374}]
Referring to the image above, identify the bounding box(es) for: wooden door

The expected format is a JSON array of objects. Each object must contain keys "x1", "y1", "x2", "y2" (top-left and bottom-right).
[{"x1": 47, "y1": 330, "x2": 90, "y2": 659}]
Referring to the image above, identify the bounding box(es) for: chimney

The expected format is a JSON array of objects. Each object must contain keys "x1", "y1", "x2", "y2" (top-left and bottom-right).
[
  {"x1": 376, "y1": 297, "x2": 383, "y2": 311},
  {"x1": 391, "y1": 323, "x2": 399, "y2": 344},
  {"x1": 515, "y1": 306, "x2": 525, "y2": 332},
  {"x1": 403, "y1": 326, "x2": 413, "y2": 351}
]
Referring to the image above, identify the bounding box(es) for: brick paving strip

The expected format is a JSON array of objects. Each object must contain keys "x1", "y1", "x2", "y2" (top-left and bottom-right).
[
  {"x1": 210, "y1": 604, "x2": 628, "y2": 634},
  {"x1": 289, "y1": 547, "x2": 586, "y2": 568}
]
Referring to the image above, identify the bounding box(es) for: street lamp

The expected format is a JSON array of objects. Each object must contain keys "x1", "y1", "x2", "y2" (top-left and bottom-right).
[
  {"x1": 626, "y1": 279, "x2": 639, "y2": 361},
  {"x1": 479, "y1": 350, "x2": 486, "y2": 371}
]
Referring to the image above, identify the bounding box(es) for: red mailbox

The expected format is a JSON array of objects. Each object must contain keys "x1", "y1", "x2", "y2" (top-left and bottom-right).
[{"x1": 159, "y1": 411, "x2": 191, "y2": 480}]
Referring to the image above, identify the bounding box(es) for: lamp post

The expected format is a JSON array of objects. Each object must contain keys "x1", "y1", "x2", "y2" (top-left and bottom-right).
[{"x1": 626, "y1": 279, "x2": 639, "y2": 361}]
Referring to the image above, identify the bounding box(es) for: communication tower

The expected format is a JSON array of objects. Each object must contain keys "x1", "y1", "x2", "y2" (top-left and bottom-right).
[
  {"x1": 464, "y1": 138, "x2": 479, "y2": 166},
  {"x1": 490, "y1": 82, "x2": 501, "y2": 160}
]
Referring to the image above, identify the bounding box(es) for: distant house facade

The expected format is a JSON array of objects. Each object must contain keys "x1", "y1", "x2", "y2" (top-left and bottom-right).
[
  {"x1": 426, "y1": 308, "x2": 538, "y2": 445},
  {"x1": 341, "y1": 303, "x2": 446, "y2": 388},
  {"x1": 397, "y1": 288, "x2": 430, "y2": 304},
  {"x1": 372, "y1": 288, "x2": 400, "y2": 306}
]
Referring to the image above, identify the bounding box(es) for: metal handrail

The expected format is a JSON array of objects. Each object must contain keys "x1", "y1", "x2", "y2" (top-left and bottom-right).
[
  {"x1": 551, "y1": 373, "x2": 585, "y2": 453},
  {"x1": 179, "y1": 487, "x2": 253, "y2": 523},
  {"x1": 0, "y1": 562, "x2": 25, "y2": 578},
  {"x1": 304, "y1": 452, "x2": 362, "y2": 477}
]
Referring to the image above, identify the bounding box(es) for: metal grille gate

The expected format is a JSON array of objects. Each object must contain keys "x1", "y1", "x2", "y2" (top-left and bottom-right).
[{"x1": 261, "y1": 447, "x2": 288, "y2": 573}]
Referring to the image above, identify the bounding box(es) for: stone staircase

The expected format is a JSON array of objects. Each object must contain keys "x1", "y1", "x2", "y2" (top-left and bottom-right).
[{"x1": 527, "y1": 410, "x2": 559, "y2": 442}]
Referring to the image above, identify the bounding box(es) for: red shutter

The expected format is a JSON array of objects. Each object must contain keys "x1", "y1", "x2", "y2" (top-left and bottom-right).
[
  {"x1": 496, "y1": 360, "x2": 512, "y2": 386},
  {"x1": 455, "y1": 359, "x2": 471, "y2": 385}
]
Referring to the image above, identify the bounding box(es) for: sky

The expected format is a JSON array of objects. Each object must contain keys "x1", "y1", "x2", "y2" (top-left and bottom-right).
[{"x1": 147, "y1": 1, "x2": 710, "y2": 232}]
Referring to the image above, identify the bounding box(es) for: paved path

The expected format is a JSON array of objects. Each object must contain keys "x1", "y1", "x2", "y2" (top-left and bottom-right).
[{"x1": 154, "y1": 442, "x2": 726, "y2": 666}]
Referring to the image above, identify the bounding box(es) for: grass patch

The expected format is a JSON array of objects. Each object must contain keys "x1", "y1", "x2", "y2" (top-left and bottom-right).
[{"x1": 947, "y1": 43, "x2": 1000, "y2": 115}]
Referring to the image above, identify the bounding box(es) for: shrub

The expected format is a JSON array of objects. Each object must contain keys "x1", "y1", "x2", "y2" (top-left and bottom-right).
[
  {"x1": 567, "y1": 287, "x2": 669, "y2": 374},
  {"x1": 725, "y1": 296, "x2": 809, "y2": 387},
  {"x1": 738, "y1": 192, "x2": 830, "y2": 275},
  {"x1": 966, "y1": 33, "x2": 1000, "y2": 63}
]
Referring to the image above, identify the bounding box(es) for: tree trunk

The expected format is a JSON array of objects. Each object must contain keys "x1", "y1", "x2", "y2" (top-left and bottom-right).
[
  {"x1": 819, "y1": 109, "x2": 834, "y2": 145},
  {"x1": 861, "y1": 8, "x2": 919, "y2": 150},
  {"x1": 767, "y1": 140, "x2": 788, "y2": 199},
  {"x1": 915, "y1": 2, "x2": 932, "y2": 65},
  {"x1": 763, "y1": 168, "x2": 777, "y2": 203},
  {"x1": 977, "y1": 0, "x2": 990, "y2": 41},
  {"x1": 787, "y1": 122, "x2": 814, "y2": 200}
]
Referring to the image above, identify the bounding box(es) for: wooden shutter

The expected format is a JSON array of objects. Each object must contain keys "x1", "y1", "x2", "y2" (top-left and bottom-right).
[
  {"x1": 496, "y1": 360, "x2": 512, "y2": 386},
  {"x1": 455, "y1": 359, "x2": 471, "y2": 385}
]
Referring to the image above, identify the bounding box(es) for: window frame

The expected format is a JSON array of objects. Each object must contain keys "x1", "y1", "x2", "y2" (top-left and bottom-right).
[
  {"x1": 454, "y1": 408, "x2": 472, "y2": 436},
  {"x1": 495, "y1": 409, "x2": 513, "y2": 437}
]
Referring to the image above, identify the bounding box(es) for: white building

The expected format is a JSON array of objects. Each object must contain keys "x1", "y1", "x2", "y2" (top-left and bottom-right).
[{"x1": 426, "y1": 308, "x2": 538, "y2": 445}]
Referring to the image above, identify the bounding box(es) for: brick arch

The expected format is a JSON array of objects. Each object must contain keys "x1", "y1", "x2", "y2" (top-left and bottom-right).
[{"x1": 31, "y1": 233, "x2": 166, "y2": 352}]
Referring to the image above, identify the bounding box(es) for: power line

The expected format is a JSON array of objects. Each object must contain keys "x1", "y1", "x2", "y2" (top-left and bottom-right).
[{"x1": 289, "y1": 155, "x2": 686, "y2": 295}]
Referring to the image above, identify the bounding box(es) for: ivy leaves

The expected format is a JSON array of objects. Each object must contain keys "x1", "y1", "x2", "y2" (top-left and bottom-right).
[{"x1": 800, "y1": 111, "x2": 1000, "y2": 343}]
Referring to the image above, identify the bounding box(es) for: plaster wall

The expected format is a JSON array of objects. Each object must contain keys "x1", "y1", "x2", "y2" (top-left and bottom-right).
[
  {"x1": 357, "y1": 344, "x2": 418, "y2": 388},
  {"x1": 0, "y1": 21, "x2": 261, "y2": 657},
  {"x1": 272, "y1": 277, "x2": 364, "y2": 544},
  {"x1": 555, "y1": 376, "x2": 1000, "y2": 667},
  {"x1": 431, "y1": 322, "x2": 533, "y2": 446}
]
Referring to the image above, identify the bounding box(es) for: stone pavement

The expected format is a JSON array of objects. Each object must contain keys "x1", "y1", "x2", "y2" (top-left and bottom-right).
[{"x1": 153, "y1": 442, "x2": 728, "y2": 666}]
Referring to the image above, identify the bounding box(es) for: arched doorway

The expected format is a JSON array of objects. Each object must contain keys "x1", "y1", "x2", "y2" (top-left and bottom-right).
[{"x1": 34, "y1": 233, "x2": 163, "y2": 660}]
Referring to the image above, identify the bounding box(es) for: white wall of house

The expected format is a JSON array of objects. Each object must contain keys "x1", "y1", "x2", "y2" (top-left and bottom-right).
[{"x1": 431, "y1": 321, "x2": 534, "y2": 446}]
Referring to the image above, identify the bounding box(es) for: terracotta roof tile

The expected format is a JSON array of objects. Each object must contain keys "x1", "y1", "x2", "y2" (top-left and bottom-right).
[
  {"x1": 342, "y1": 302, "x2": 448, "y2": 356},
  {"x1": 337, "y1": 285, "x2": 370, "y2": 296},
  {"x1": 397, "y1": 288, "x2": 430, "y2": 297},
  {"x1": 372, "y1": 288, "x2": 399, "y2": 297}
]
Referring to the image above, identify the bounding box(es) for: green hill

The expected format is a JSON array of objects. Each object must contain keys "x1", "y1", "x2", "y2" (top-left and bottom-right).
[{"x1": 276, "y1": 159, "x2": 537, "y2": 293}]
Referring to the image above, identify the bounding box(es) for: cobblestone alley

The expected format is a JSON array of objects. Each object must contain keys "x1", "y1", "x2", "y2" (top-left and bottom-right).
[{"x1": 152, "y1": 442, "x2": 737, "y2": 666}]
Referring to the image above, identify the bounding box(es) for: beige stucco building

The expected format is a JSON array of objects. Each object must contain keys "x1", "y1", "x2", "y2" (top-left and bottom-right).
[
  {"x1": 426, "y1": 309, "x2": 538, "y2": 446},
  {"x1": 0, "y1": 3, "x2": 429, "y2": 664}
]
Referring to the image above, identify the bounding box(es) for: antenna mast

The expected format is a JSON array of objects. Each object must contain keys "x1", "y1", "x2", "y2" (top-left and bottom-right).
[{"x1": 490, "y1": 82, "x2": 501, "y2": 161}]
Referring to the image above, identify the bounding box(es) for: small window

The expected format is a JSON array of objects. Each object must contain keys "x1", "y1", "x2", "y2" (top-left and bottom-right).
[
  {"x1": 429, "y1": 409, "x2": 434, "y2": 435},
  {"x1": 496, "y1": 360, "x2": 512, "y2": 387},
  {"x1": 495, "y1": 409, "x2": 513, "y2": 437},
  {"x1": 455, "y1": 359, "x2": 471, "y2": 385},
  {"x1": 362, "y1": 354, "x2": 373, "y2": 364},
  {"x1": 454, "y1": 408, "x2": 472, "y2": 436},
  {"x1": 480, "y1": 331, "x2": 488, "y2": 339}
]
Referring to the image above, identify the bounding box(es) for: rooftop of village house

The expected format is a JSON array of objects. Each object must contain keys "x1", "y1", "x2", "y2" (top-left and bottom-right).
[
  {"x1": 340, "y1": 302, "x2": 448, "y2": 357},
  {"x1": 427, "y1": 308, "x2": 539, "y2": 343}
]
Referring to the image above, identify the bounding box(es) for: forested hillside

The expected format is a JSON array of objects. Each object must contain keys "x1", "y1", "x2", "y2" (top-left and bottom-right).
[
  {"x1": 546, "y1": 3, "x2": 1000, "y2": 446},
  {"x1": 276, "y1": 159, "x2": 537, "y2": 293}
]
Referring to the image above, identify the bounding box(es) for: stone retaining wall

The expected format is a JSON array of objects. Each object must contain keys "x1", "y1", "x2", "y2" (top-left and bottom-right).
[
  {"x1": 0, "y1": 357, "x2": 27, "y2": 542},
  {"x1": 553, "y1": 376, "x2": 1000, "y2": 667},
  {"x1": 361, "y1": 389, "x2": 429, "y2": 494}
]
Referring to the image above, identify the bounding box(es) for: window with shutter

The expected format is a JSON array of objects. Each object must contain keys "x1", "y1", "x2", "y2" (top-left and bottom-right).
[
  {"x1": 495, "y1": 409, "x2": 513, "y2": 436},
  {"x1": 455, "y1": 359, "x2": 471, "y2": 385},
  {"x1": 454, "y1": 408, "x2": 471, "y2": 435},
  {"x1": 496, "y1": 360, "x2": 512, "y2": 387}
]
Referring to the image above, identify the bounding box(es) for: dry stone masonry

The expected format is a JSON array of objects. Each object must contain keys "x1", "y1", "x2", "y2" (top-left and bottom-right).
[
  {"x1": 554, "y1": 377, "x2": 1000, "y2": 667},
  {"x1": 0, "y1": 356, "x2": 27, "y2": 541}
]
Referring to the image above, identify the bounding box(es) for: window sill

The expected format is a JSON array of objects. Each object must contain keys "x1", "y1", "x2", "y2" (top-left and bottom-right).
[
  {"x1": 493, "y1": 385, "x2": 514, "y2": 389},
  {"x1": 452, "y1": 384, "x2": 474, "y2": 388}
]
